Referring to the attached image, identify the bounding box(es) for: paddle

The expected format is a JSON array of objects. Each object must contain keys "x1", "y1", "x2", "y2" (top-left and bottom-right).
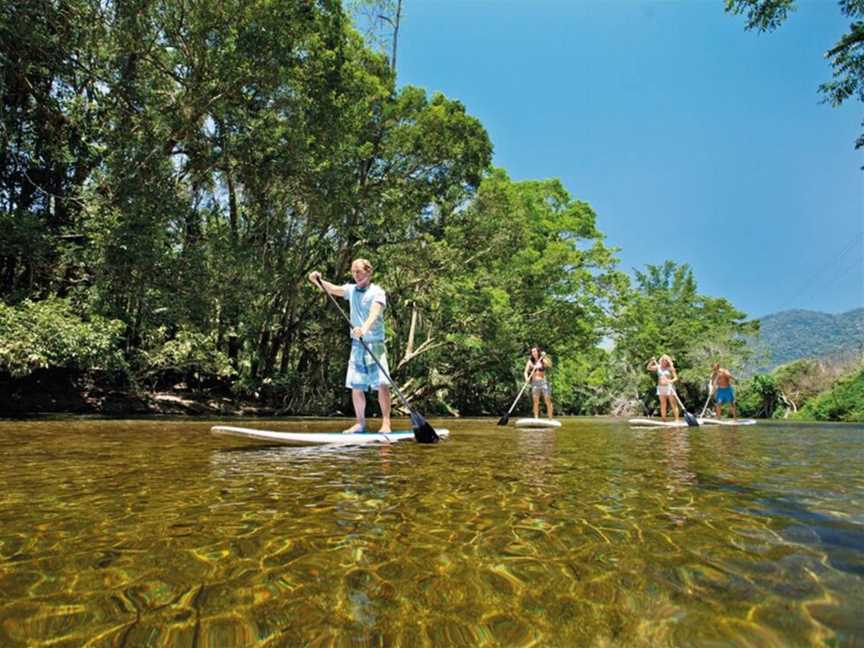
[
  {"x1": 672, "y1": 389, "x2": 700, "y2": 427},
  {"x1": 314, "y1": 277, "x2": 439, "y2": 444},
  {"x1": 497, "y1": 352, "x2": 545, "y2": 425},
  {"x1": 699, "y1": 379, "x2": 713, "y2": 419}
]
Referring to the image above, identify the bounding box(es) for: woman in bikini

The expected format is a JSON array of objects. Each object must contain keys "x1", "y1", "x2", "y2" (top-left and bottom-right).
[
  {"x1": 646, "y1": 354, "x2": 679, "y2": 422},
  {"x1": 524, "y1": 346, "x2": 553, "y2": 419}
]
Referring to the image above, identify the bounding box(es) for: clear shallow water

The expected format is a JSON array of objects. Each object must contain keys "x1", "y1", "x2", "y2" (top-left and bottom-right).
[{"x1": 0, "y1": 417, "x2": 862, "y2": 647}]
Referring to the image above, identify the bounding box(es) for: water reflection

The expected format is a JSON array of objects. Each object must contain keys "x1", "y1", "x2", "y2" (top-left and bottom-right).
[
  {"x1": 696, "y1": 473, "x2": 864, "y2": 577},
  {"x1": 0, "y1": 417, "x2": 861, "y2": 646}
]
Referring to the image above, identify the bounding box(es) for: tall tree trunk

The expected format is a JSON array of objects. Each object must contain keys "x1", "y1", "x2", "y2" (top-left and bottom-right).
[{"x1": 390, "y1": 0, "x2": 402, "y2": 73}]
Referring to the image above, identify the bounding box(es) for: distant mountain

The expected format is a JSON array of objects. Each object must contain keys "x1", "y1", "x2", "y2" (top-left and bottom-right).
[{"x1": 753, "y1": 308, "x2": 864, "y2": 370}]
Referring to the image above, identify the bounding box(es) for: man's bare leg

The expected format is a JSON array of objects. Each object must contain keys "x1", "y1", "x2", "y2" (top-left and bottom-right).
[
  {"x1": 343, "y1": 389, "x2": 367, "y2": 433},
  {"x1": 378, "y1": 386, "x2": 391, "y2": 432}
]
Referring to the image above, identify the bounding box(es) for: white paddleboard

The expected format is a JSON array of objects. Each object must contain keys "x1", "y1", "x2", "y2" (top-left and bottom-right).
[
  {"x1": 211, "y1": 425, "x2": 450, "y2": 446},
  {"x1": 627, "y1": 418, "x2": 691, "y2": 428},
  {"x1": 515, "y1": 418, "x2": 562, "y2": 428},
  {"x1": 699, "y1": 418, "x2": 757, "y2": 426},
  {"x1": 628, "y1": 417, "x2": 756, "y2": 428}
]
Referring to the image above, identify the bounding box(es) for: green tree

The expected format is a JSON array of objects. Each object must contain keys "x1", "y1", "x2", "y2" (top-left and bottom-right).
[
  {"x1": 0, "y1": 0, "x2": 108, "y2": 301},
  {"x1": 735, "y1": 356, "x2": 864, "y2": 419},
  {"x1": 347, "y1": 0, "x2": 403, "y2": 71},
  {"x1": 367, "y1": 170, "x2": 625, "y2": 415},
  {"x1": 736, "y1": 372, "x2": 782, "y2": 418},
  {"x1": 0, "y1": 298, "x2": 124, "y2": 377},
  {"x1": 611, "y1": 261, "x2": 756, "y2": 411},
  {"x1": 796, "y1": 366, "x2": 864, "y2": 421}
]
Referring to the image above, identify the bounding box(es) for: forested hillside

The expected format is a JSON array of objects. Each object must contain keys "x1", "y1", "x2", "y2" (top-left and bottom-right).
[{"x1": 755, "y1": 309, "x2": 864, "y2": 370}]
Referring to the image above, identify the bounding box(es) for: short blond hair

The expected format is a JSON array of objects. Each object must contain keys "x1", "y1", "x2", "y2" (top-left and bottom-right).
[{"x1": 351, "y1": 258, "x2": 373, "y2": 274}]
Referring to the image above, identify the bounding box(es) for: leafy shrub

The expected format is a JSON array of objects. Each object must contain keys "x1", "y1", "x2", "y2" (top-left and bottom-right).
[
  {"x1": 138, "y1": 327, "x2": 235, "y2": 387},
  {"x1": 796, "y1": 369, "x2": 864, "y2": 422},
  {"x1": 0, "y1": 298, "x2": 125, "y2": 377},
  {"x1": 774, "y1": 358, "x2": 843, "y2": 410},
  {"x1": 736, "y1": 373, "x2": 781, "y2": 418}
]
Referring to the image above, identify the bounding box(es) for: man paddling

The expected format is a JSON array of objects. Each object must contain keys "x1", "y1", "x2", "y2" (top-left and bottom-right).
[
  {"x1": 308, "y1": 259, "x2": 392, "y2": 434},
  {"x1": 711, "y1": 363, "x2": 737, "y2": 420}
]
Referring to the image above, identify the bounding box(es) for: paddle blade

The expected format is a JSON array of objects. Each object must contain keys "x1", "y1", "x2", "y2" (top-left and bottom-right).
[
  {"x1": 497, "y1": 413, "x2": 510, "y2": 426},
  {"x1": 684, "y1": 411, "x2": 699, "y2": 427},
  {"x1": 410, "y1": 412, "x2": 439, "y2": 444}
]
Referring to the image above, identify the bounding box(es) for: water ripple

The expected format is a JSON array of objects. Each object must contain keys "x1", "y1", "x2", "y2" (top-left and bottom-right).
[{"x1": 0, "y1": 417, "x2": 862, "y2": 646}]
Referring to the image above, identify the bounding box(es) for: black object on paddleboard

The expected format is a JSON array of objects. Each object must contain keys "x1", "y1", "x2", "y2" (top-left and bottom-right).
[{"x1": 672, "y1": 390, "x2": 699, "y2": 427}]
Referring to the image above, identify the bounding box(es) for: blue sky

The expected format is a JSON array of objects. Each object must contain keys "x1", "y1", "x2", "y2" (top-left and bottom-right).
[{"x1": 391, "y1": 0, "x2": 863, "y2": 318}]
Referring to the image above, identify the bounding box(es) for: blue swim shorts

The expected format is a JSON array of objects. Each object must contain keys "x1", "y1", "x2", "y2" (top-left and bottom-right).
[
  {"x1": 715, "y1": 386, "x2": 734, "y2": 404},
  {"x1": 345, "y1": 341, "x2": 391, "y2": 391}
]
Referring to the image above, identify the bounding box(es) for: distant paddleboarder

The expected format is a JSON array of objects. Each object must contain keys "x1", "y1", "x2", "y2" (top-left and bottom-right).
[
  {"x1": 647, "y1": 355, "x2": 679, "y2": 422},
  {"x1": 524, "y1": 346, "x2": 554, "y2": 419},
  {"x1": 308, "y1": 258, "x2": 392, "y2": 434},
  {"x1": 711, "y1": 363, "x2": 737, "y2": 420}
]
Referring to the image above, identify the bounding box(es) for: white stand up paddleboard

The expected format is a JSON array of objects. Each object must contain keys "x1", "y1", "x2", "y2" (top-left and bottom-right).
[
  {"x1": 628, "y1": 417, "x2": 757, "y2": 428},
  {"x1": 211, "y1": 426, "x2": 450, "y2": 446},
  {"x1": 699, "y1": 418, "x2": 757, "y2": 426},
  {"x1": 628, "y1": 418, "x2": 691, "y2": 428},
  {"x1": 515, "y1": 418, "x2": 562, "y2": 429}
]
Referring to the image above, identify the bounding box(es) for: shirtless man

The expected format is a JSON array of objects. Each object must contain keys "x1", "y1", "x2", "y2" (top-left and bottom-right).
[{"x1": 711, "y1": 363, "x2": 737, "y2": 420}]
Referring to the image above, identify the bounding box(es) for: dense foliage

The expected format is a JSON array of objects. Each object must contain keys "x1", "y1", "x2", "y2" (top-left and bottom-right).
[
  {"x1": 796, "y1": 367, "x2": 864, "y2": 422},
  {"x1": 736, "y1": 373, "x2": 783, "y2": 419},
  {"x1": 736, "y1": 357, "x2": 864, "y2": 419},
  {"x1": 0, "y1": 298, "x2": 124, "y2": 377}
]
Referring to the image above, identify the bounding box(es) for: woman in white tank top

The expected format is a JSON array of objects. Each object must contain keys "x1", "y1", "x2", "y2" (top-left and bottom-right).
[{"x1": 646, "y1": 354, "x2": 679, "y2": 421}]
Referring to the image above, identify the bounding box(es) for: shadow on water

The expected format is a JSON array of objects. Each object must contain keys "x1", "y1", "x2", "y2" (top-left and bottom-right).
[{"x1": 696, "y1": 474, "x2": 864, "y2": 576}]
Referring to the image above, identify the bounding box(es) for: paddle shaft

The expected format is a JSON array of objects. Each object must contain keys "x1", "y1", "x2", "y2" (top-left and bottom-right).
[
  {"x1": 315, "y1": 279, "x2": 416, "y2": 414},
  {"x1": 699, "y1": 380, "x2": 713, "y2": 418},
  {"x1": 671, "y1": 389, "x2": 699, "y2": 426}
]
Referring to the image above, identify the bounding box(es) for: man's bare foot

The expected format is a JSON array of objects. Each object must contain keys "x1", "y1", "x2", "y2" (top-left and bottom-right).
[{"x1": 342, "y1": 423, "x2": 365, "y2": 434}]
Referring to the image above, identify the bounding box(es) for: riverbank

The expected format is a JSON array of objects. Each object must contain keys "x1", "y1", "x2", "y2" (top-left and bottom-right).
[
  {"x1": 3, "y1": 366, "x2": 862, "y2": 422},
  {"x1": 0, "y1": 368, "x2": 279, "y2": 417}
]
